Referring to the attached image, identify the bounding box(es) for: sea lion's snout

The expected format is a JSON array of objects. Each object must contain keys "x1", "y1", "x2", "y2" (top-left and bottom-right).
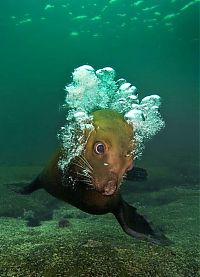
[{"x1": 93, "y1": 171, "x2": 118, "y2": 196}]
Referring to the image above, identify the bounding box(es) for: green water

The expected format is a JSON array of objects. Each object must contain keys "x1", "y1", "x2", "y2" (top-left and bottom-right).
[
  {"x1": 0, "y1": 0, "x2": 198, "y2": 165},
  {"x1": 0, "y1": 1, "x2": 199, "y2": 276}
]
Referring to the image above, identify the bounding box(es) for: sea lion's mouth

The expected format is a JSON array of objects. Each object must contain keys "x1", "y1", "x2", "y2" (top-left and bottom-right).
[
  {"x1": 93, "y1": 172, "x2": 119, "y2": 196},
  {"x1": 102, "y1": 180, "x2": 117, "y2": 196}
]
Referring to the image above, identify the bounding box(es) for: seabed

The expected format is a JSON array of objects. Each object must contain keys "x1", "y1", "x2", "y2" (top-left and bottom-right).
[{"x1": 0, "y1": 166, "x2": 199, "y2": 277}]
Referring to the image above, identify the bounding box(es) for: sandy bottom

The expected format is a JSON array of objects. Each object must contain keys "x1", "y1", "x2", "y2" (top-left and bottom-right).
[{"x1": 0, "y1": 166, "x2": 199, "y2": 277}]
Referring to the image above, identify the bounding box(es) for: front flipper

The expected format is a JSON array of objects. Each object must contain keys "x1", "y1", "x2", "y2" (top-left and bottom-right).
[
  {"x1": 126, "y1": 167, "x2": 148, "y2": 182},
  {"x1": 7, "y1": 176, "x2": 42, "y2": 195},
  {"x1": 113, "y1": 198, "x2": 172, "y2": 245}
]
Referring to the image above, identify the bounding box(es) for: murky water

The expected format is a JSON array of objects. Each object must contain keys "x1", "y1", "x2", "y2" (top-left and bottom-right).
[{"x1": 0, "y1": 0, "x2": 198, "y2": 165}]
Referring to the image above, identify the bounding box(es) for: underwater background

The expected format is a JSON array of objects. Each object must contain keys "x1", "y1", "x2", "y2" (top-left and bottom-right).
[{"x1": 0, "y1": 0, "x2": 199, "y2": 277}]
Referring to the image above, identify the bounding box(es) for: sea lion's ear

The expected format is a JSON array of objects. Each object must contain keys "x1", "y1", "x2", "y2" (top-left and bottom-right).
[
  {"x1": 126, "y1": 167, "x2": 148, "y2": 181},
  {"x1": 113, "y1": 198, "x2": 172, "y2": 245}
]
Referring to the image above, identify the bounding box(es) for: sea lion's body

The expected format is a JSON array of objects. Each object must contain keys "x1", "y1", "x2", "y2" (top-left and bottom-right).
[{"x1": 19, "y1": 109, "x2": 170, "y2": 245}]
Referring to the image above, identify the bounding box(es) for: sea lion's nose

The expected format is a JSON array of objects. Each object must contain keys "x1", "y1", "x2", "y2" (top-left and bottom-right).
[{"x1": 102, "y1": 180, "x2": 117, "y2": 196}]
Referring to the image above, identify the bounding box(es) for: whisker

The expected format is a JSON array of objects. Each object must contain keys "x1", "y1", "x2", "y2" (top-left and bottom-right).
[
  {"x1": 73, "y1": 160, "x2": 87, "y2": 171},
  {"x1": 79, "y1": 168, "x2": 93, "y2": 179},
  {"x1": 76, "y1": 171, "x2": 92, "y2": 178},
  {"x1": 72, "y1": 160, "x2": 93, "y2": 176},
  {"x1": 75, "y1": 174, "x2": 94, "y2": 187},
  {"x1": 75, "y1": 171, "x2": 93, "y2": 181},
  {"x1": 75, "y1": 157, "x2": 93, "y2": 173},
  {"x1": 71, "y1": 156, "x2": 94, "y2": 188},
  {"x1": 79, "y1": 155, "x2": 93, "y2": 171}
]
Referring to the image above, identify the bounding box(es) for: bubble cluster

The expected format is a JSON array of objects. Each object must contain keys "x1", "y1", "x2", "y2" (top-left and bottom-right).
[
  {"x1": 58, "y1": 65, "x2": 165, "y2": 169},
  {"x1": 58, "y1": 109, "x2": 94, "y2": 171}
]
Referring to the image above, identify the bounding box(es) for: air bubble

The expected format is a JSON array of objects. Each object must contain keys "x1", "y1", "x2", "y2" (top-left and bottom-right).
[
  {"x1": 119, "y1": 82, "x2": 132, "y2": 91},
  {"x1": 125, "y1": 109, "x2": 144, "y2": 121},
  {"x1": 127, "y1": 85, "x2": 137, "y2": 95},
  {"x1": 96, "y1": 67, "x2": 116, "y2": 81},
  {"x1": 73, "y1": 111, "x2": 88, "y2": 120},
  {"x1": 140, "y1": 95, "x2": 161, "y2": 107},
  {"x1": 128, "y1": 95, "x2": 139, "y2": 103},
  {"x1": 72, "y1": 65, "x2": 96, "y2": 85},
  {"x1": 116, "y1": 78, "x2": 126, "y2": 86}
]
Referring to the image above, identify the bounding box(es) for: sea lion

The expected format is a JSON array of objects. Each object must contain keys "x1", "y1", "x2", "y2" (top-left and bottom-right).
[{"x1": 19, "y1": 109, "x2": 170, "y2": 245}]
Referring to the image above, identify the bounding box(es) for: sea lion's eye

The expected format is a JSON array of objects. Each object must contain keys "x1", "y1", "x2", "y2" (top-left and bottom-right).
[{"x1": 94, "y1": 142, "x2": 105, "y2": 155}]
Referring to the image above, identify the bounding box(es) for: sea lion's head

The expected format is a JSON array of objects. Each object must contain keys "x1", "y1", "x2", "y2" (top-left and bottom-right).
[{"x1": 75, "y1": 109, "x2": 134, "y2": 196}]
